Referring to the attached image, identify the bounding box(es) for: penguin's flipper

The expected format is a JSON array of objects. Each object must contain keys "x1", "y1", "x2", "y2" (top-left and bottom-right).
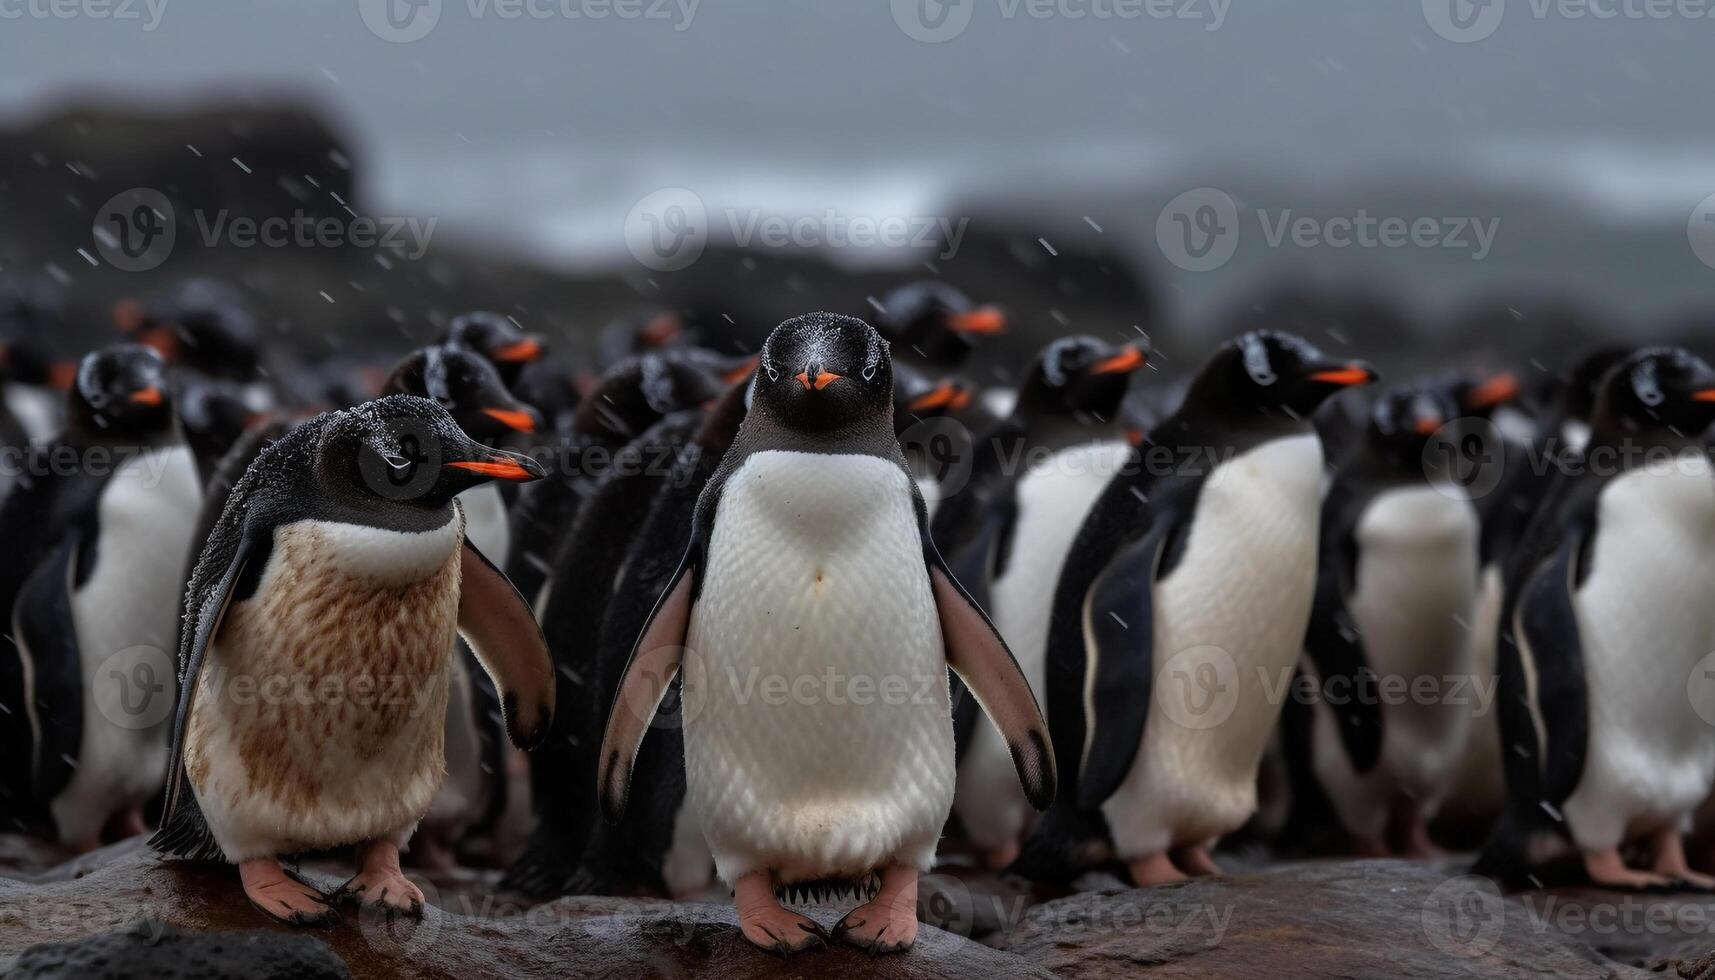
[
  {"x1": 458, "y1": 540, "x2": 555, "y2": 750},
  {"x1": 597, "y1": 556, "x2": 697, "y2": 825},
  {"x1": 1074, "y1": 519, "x2": 1173, "y2": 811},
  {"x1": 1, "y1": 533, "x2": 85, "y2": 827},
  {"x1": 1511, "y1": 530, "x2": 1592, "y2": 804},
  {"x1": 152, "y1": 531, "x2": 261, "y2": 862},
  {"x1": 1300, "y1": 480, "x2": 1384, "y2": 772}
]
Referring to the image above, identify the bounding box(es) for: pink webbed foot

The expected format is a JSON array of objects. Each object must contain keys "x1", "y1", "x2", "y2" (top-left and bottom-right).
[
  {"x1": 239, "y1": 859, "x2": 339, "y2": 926},
  {"x1": 335, "y1": 839, "x2": 426, "y2": 919},
  {"x1": 1652, "y1": 828, "x2": 1715, "y2": 891},
  {"x1": 1171, "y1": 844, "x2": 1223, "y2": 877},
  {"x1": 1583, "y1": 848, "x2": 1678, "y2": 891},
  {"x1": 1127, "y1": 851, "x2": 1189, "y2": 886},
  {"x1": 831, "y1": 863, "x2": 919, "y2": 955},
  {"x1": 734, "y1": 871, "x2": 828, "y2": 956}
]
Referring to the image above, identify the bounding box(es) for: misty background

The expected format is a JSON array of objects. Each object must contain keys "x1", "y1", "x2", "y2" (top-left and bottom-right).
[{"x1": 1, "y1": 0, "x2": 1712, "y2": 374}]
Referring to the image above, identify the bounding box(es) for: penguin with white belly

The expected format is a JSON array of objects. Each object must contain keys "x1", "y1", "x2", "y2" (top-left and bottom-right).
[
  {"x1": 931, "y1": 334, "x2": 1148, "y2": 870},
  {"x1": 1478, "y1": 347, "x2": 1715, "y2": 890},
  {"x1": 598, "y1": 313, "x2": 1054, "y2": 954},
  {"x1": 1035, "y1": 331, "x2": 1375, "y2": 885},
  {"x1": 0, "y1": 345, "x2": 203, "y2": 846},
  {"x1": 151, "y1": 395, "x2": 555, "y2": 924},
  {"x1": 381, "y1": 347, "x2": 543, "y2": 869},
  {"x1": 1300, "y1": 381, "x2": 1482, "y2": 857}
]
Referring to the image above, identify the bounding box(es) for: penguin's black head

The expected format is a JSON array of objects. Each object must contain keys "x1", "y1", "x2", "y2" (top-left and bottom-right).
[
  {"x1": 121, "y1": 279, "x2": 261, "y2": 381},
  {"x1": 572, "y1": 350, "x2": 725, "y2": 441},
  {"x1": 1594, "y1": 347, "x2": 1715, "y2": 436},
  {"x1": 752, "y1": 313, "x2": 893, "y2": 433},
  {"x1": 875, "y1": 281, "x2": 1004, "y2": 368},
  {"x1": 1189, "y1": 330, "x2": 1377, "y2": 421},
  {"x1": 383, "y1": 346, "x2": 542, "y2": 444},
  {"x1": 1443, "y1": 368, "x2": 1522, "y2": 421},
  {"x1": 69, "y1": 344, "x2": 174, "y2": 439},
  {"x1": 440, "y1": 311, "x2": 546, "y2": 386},
  {"x1": 892, "y1": 361, "x2": 972, "y2": 435},
  {"x1": 1367, "y1": 383, "x2": 1459, "y2": 467},
  {"x1": 178, "y1": 380, "x2": 267, "y2": 464},
  {"x1": 320, "y1": 394, "x2": 546, "y2": 512},
  {"x1": 1014, "y1": 335, "x2": 1149, "y2": 422}
]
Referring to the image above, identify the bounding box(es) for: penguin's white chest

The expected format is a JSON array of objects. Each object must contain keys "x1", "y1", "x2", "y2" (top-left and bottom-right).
[
  {"x1": 1104, "y1": 433, "x2": 1324, "y2": 856},
  {"x1": 955, "y1": 438, "x2": 1129, "y2": 850},
  {"x1": 185, "y1": 513, "x2": 465, "y2": 862},
  {"x1": 684, "y1": 450, "x2": 953, "y2": 885},
  {"x1": 458, "y1": 483, "x2": 510, "y2": 570},
  {"x1": 52, "y1": 445, "x2": 200, "y2": 840},
  {"x1": 1562, "y1": 455, "x2": 1715, "y2": 846}
]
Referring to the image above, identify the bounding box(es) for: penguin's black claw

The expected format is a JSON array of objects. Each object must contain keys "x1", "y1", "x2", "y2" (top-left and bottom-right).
[{"x1": 797, "y1": 920, "x2": 830, "y2": 948}]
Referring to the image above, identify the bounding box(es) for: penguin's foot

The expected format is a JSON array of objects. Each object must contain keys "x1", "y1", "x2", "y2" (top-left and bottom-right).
[
  {"x1": 239, "y1": 858, "x2": 339, "y2": 927},
  {"x1": 336, "y1": 839, "x2": 425, "y2": 919},
  {"x1": 734, "y1": 871, "x2": 828, "y2": 956},
  {"x1": 107, "y1": 805, "x2": 148, "y2": 842},
  {"x1": 982, "y1": 840, "x2": 1020, "y2": 872},
  {"x1": 1651, "y1": 829, "x2": 1715, "y2": 891},
  {"x1": 1170, "y1": 845, "x2": 1223, "y2": 877},
  {"x1": 1127, "y1": 851, "x2": 1188, "y2": 887},
  {"x1": 1583, "y1": 848, "x2": 1678, "y2": 890},
  {"x1": 830, "y1": 863, "x2": 918, "y2": 955},
  {"x1": 1398, "y1": 816, "x2": 1444, "y2": 860},
  {"x1": 408, "y1": 832, "x2": 459, "y2": 875}
]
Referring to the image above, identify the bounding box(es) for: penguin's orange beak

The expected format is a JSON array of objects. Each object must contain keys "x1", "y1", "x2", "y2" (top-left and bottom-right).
[
  {"x1": 1091, "y1": 346, "x2": 1148, "y2": 375},
  {"x1": 491, "y1": 338, "x2": 544, "y2": 364},
  {"x1": 1694, "y1": 389, "x2": 1715, "y2": 403},
  {"x1": 947, "y1": 306, "x2": 1006, "y2": 336},
  {"x1": 446, "y1": 458, "x2": 541, "y2": 482},
  {"x1": 483, "y1": 407, "x2": 538, "y2": 433},
  {"x1": 1309, "y1": 363, "x2": 1377, "y2": 386},
  {"x1": 796, "y1": 370, "x2": 843, "y2": 391},
  {"x1": 1465, "y1": 373, "x2": 1520, "y2": 410},
  {"x1": 1414, "y1": 415, "x2": 1443, "y2": 436},
  {"x1": 721, "y1": 355, "x2": 760, "y2": 385},
  {"x1": 908, "y1": 380, "x2": 967, "y2": 412},
  {"x1": 129, "y1": 386, "x2": 165, "y2": 407},
  {"x1": 642, "y1": 312, "x2": 683, "y2": 348}
]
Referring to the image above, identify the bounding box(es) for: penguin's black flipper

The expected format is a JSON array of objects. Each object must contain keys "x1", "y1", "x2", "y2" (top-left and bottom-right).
[
  {"x1": 597, "y1": 539, "x2": 702, "y2": 826},
  {"x1": 1074, "y1": 519, "x2": 1174, "y2": 811},
  {"x1": 945, "y1": 503, "x2": 1011, "y2": 764},
  {"x1": 1, "y1": 533, "x2": 85, "y2": 831},
  {"x1": 918, "y1": 494, "x2": 1056, "y2": 811},
  {"x1": 1300, "y1": 477, "x2": 1385, "y2": 772},
  {"x1": 458, "y1": 539, "x2": 554, "y2": 750},
  {"x1": 1513, "y1": 533, "x2": 1592, "y2": 803},
  {"x1": 151, "y1": 528, "x2": 262, "y2": 862}
]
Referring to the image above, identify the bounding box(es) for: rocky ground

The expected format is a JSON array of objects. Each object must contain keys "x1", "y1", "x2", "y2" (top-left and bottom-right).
[{"x1": 1, "y1": 837, "x2": 1711, "y2": 978}]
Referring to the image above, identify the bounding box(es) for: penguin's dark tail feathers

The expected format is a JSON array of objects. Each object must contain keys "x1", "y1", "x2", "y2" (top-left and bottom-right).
[
  {"x1": 148, "y1": 794, "x2": 225, "y2": 863},
  {"x1": 499, "y1": 834, "x2": 581, "y2": 899}
]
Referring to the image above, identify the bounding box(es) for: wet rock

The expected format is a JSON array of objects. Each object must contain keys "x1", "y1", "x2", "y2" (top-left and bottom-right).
[
  {"x1": 9, "y1": 922, "x2": 349, "y2": 979},
  {"x1": 994, "y1": 860, "x2": 1653, "y2": 979}
]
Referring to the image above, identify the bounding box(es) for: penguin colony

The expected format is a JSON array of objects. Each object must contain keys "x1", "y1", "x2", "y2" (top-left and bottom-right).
[{"x1": 3, "y1": 279, "x2": 1715, "y2": 955}]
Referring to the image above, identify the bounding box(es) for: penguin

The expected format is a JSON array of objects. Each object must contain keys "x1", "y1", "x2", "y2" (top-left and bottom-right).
[
  {"x1": 595, "y1": 310, "x2": 692, "y2": 373},
  {"x1": 380, "y1": 347, "x2": 543, "y2": 869},
  {"x1": 597, "y1": 313, "x2": 1054, "y2": 954},
  {"x1": 1036, "y1": 331, "x2": 1375, "y2": 884},
  {"x1": 0, "y1": 345, "x2": 203, "y2": 847},
  {"x1": 1301, "y1": 380, "x2": 1481, "y2": 857},
  {"x1": 933, "y1": 334, "x2": 1149, "y2": 870},
  {"x1": 115, "y1": 279, "x2": 268, "y2": 393},
  {"x1": 870, "y1": 281, "x2": 1005, "y2": 371},
  {"x1": 177, "y1": 380, "x2": 270, "y2": 487},
  {"x1": 438, "y1": 311, "x2": 547, "y2": 390},
  {"x1": 0, "y1": 293, "x2": 75, "y2": 445},
  {"x1": 150, "y1": 395, "x2": 555, "y2": 924},
  {"x1": 561, "y1": 379, "x2": 753, "y2": 901},
  {"x1": 1479, "y1": 347, "x2": 1715, "y2": 890},
  {"x1": 890, "y1": 361, "x2": 973, "y2": 520}
]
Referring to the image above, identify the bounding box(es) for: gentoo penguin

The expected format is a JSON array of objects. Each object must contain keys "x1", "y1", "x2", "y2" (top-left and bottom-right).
[
  {"x1": 1037, "y1": 331, "x2": 1375, "y2": 885},
  {"x1": 178, "y1": 380, "x2": 269, "y2": 487},
  {"x1": 564, "y1": 380, "x2": 752, "y2": 900},
  {"x1": 503, "y1": 352, "x2": 721, "y2": 610},
  {"x1": 595, "y1": 310, "x2": 692, "y2": 373},
  {"x1": 0, "y1": 293, "x2": 75, "y2": 444},
  {"x1": 1301, "y1": 381, "x2": 1481, "y2": 856},
  {"x1": 380, "y1": 347, "x2": 542, "y2": 868},
  {"x1": 598, "y1": 313, "x2": 1054, "y2": 954},
  {"x1": 891, "y1": 362, "x2": 973, "y2": 520},
  {"x1": 150, "y1": 395, "x2": 555, "y2": 924},
  {"x1": 870, "y1": 281, "x2": 1005, "y2": 371},
  {"x1": 1479, "y1": 347, "x2": 1715, "y2": 890},
  {"x1": 438, "y1": 310, "x2": 547, "y2": 390},
  {"x1": 0, "y1": 345, "x2": 203, "y2": 847},
  {"x1": 115, "y1": 279, "x2": 268, "y2": 392},
  {"x1": 933, "y1": 334, "x2": 1148, "y2": 870}
]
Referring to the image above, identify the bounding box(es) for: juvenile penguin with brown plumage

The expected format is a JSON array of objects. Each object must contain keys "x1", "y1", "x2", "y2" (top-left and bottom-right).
[{"x1": 151, "y1": 395, "x2": 554, "y2": 925}]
